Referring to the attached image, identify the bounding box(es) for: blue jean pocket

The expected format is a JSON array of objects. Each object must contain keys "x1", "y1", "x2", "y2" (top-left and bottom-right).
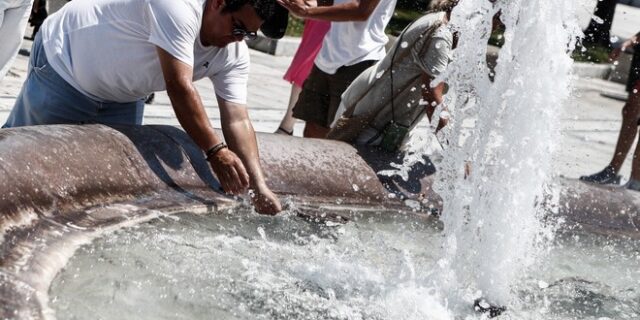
[{"x1": 32, "y1": 61, "x2": 51, "y2": 75}]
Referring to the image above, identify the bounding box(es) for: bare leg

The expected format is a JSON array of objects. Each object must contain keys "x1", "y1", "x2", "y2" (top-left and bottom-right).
[
  {"x1": 275, "y1": 84, "x2": 302, "y2": 135},
  {"x1": 303, "y1": 122, "x2": 330, "y2": 138},
  {"x1": 609, "y1": 92, "x2": 640, "y2": 172},
  {"x1": 626, "y1": 84, "x2": 640, "y2": 181},
  {"x1": 581, "y1": 85, "x2": 640, "y2": 184}
]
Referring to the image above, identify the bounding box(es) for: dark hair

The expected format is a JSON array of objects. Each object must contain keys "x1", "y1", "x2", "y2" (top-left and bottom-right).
[
  {"x1": 222, "y1": 0, "x2": 276, "y2": 21},
  {"x1": 428, "y1": 0, "x2": 459, "y2": 12}
]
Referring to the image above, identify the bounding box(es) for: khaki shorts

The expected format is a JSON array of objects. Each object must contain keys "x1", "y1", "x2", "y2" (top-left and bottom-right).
[{"x1": 293, "y1": 60, "x2": 376, "y2": 128}]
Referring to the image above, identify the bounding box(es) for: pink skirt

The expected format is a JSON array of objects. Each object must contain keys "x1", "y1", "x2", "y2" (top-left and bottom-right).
[{"x1": 283, "y1": 19, "x2": 331, "y2": 87}]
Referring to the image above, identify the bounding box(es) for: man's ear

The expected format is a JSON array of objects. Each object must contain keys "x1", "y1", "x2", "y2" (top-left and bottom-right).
[{"x1": 211, "y1": 0, "x2": 225, "y2": 10}]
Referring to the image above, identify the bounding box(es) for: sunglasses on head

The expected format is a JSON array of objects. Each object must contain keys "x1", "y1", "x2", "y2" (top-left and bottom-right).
[{"x1": 232, "y1": 26, "x2": 257, "y2": 41}]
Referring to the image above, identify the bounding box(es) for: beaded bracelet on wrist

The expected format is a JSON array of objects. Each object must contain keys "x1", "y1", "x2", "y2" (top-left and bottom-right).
[{"x1": 205, "y1": 142, "x2": 228, "y2": 160}]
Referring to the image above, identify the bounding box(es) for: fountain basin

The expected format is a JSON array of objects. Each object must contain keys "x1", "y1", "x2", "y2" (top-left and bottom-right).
[{"x1": 0, "y1": 124, "x2": 638, "y2": 319}]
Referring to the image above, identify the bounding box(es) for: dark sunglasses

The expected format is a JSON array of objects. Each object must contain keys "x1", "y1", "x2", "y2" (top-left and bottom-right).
[{"x1": 232, "y1": 27, "x2": 257, "y2": 41}]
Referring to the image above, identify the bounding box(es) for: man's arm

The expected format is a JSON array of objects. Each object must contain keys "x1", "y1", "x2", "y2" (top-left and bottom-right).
[
  {"x1": 421, "y1": 73, "x2": 449, "y2": 133},
  {"x1": 217, "y1": 97, "x2": 282, "y2": 215},
  {"x1": 278, "y1": 0, "x2": 380, "y2": 21},
  {"x1": 156, "y1": 47, "x2": 250, "y2": 195}
]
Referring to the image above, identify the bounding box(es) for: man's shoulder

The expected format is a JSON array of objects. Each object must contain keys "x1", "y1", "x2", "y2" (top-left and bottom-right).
[
  {"x1": 199, "y1": 41, "x2": 250, "y2": 78},
  {"x1": 407, "y1": 13, "x2": 451, "y2": 43},
  {"x1": 151, "y1": 0, "x2": 204, "y2": 9},
  {"x1": 149, "y1": 0, "x2": 204, "y2": 19}
]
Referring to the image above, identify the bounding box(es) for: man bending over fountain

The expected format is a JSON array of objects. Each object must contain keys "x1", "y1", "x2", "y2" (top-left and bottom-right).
[
  {"x1": 325, "y1": 0, "x2": 459, "y2": 152},
  {"x1": 1, "y1": 0, "x2": 287, "y2": 215}
]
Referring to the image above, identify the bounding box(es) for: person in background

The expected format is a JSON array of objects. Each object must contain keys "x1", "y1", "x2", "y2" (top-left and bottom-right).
[
  {"x1": 0, "y1": 0, "x2": 34, "y2": 82},
  {"x1": 326, "y1": 0, "x2": 459, "y2": 151},
  {"x1": 278, "y1": 0, "x2": 397, "y2": 138},
  {"x1": 580, "y1": 31, "x2": 640, "y2": 190},
  {"x1": 28, "y1": 0, "x2": 47, "y2": 39},
  {"x1": 275, "y1": 19, "x2": 330, "y2": 136}
]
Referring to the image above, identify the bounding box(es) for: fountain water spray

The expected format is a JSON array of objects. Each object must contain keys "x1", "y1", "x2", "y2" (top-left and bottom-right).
[{"x1": 432, "y1": 0, "x2": 581, "y2": 310}]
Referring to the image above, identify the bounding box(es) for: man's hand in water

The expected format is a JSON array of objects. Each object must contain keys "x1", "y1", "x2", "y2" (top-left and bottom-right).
[
  {"x1": 217, "y1": 98, "x2": 283, "y2": 215},
  {"x1": 209, "y1": 149, "x2": 282, "y2": 215},
  {"x1": 251, "y1": 184, "x2": 282, "y2": 215},
  {"x1": 208, "y1": 148, "x2": 250, "y2": 195}
]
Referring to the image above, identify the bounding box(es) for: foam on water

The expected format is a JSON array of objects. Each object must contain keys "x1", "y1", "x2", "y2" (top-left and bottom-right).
[
  {"x1": 49, "y1": 210, "x2": 640, "y2": 319},
  {"x1": 50, "y1": 210, "x2": 457, "y2": 320}
]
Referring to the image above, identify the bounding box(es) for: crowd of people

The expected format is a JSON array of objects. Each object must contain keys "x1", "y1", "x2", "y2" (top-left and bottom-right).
[{"x1": 0, "y1": 0, "x2": 638, "y2": 216}]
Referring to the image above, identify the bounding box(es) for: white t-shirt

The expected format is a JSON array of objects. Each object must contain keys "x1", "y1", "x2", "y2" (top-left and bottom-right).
[
  {"x1": 41, "y1": 0, "x2": 249, "y2": 104},
  {"x1": 314, "y1": 0, "x2": 396, "y2": 75}
]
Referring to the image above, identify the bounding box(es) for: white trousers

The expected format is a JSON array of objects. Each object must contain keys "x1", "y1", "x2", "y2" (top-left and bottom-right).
[{"x1": 0, "y1": 0, "x2": 34, "y2": 82}]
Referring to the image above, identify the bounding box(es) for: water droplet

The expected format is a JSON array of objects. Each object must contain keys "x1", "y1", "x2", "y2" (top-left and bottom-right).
[
  {"x1": 257, "y1": 226, "x2": 266, "y2": 240},
  {"x1": 404, "y1": 199, "x2": 421, "y2": 210},
  {"x1": 610, "y1": 35, "x2": 619, "y2": 43},
  {"x1": 352, "y1": 184, "x2": 359, "y2": 191},
  {"x1": 435, "y1": 42, "x2": 442, "y2": 49},
  {"x1": 592, "y1": 15, "x2": 604, "y2": 24},
  {"x1": 400, "y1": 41, "x2": 408, "y2": 48}
]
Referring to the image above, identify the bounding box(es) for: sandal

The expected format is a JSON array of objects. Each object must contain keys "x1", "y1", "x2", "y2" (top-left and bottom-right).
[{"x1": 275, "y1": 127, "x2": 293, "y2": 136}]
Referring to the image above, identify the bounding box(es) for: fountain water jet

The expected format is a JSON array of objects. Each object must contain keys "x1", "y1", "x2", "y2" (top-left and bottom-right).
[{"x1": 433, "y1": 0, "x2": 581, "y2": 309}]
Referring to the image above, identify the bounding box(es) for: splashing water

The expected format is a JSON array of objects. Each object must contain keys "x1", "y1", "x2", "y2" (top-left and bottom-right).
[
  {"x1": 45, "y1": 0, "x2": 619, "y2": 318},
  {"x1": 432, "y1": 0, "x2": 581, "y2": 308}
]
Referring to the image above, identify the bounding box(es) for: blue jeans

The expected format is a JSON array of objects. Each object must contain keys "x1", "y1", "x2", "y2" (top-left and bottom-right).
[{"x1": 2, "y1": 33, "x2": 144, "y2": 128}]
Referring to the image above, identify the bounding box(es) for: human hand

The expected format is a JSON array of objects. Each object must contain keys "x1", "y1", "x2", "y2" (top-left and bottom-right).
[
  {"x1": 208, "y1": 148, "x2": 250, "y2": 195},
  {"x1": 610, "y1": 38, "x2": 636, "y2": 61},
  {"x1": 277, "y1": 0, "x2": 315, "y2": 19},
  {"x1": 250, "y1": 184, "x2": 282, "y2": 215}
]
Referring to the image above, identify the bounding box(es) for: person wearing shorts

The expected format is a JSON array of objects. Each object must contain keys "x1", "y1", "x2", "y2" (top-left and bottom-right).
[
  {"x1": 278, "y1": 0, "x2": 397, "y2": 138},
  {"x1": 274, "y1": 19, "x2": 330, "y2": 136}
]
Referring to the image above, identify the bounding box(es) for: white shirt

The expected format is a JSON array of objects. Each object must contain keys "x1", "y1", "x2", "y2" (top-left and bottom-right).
[
  {"x1": 41, "y1": 0, "x2": 249, "y2": 104},
  {"x1": 314, "y1": 0, "x2": 396, "y2": 75}
]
